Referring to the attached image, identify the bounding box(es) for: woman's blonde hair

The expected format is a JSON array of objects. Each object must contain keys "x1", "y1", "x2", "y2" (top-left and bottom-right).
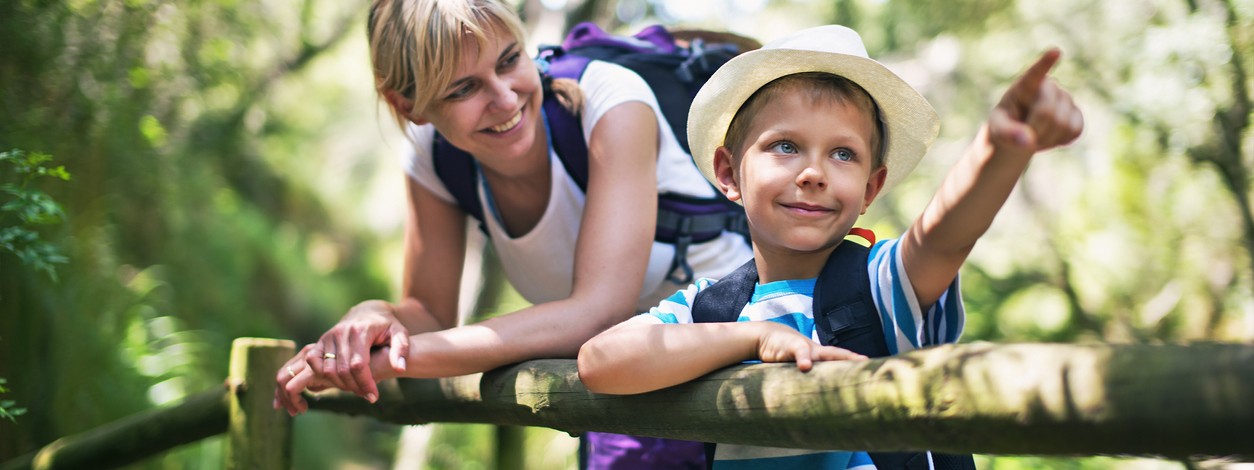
[{"x1": 368, "y1": 0, "x2": 528, "y2": 127}]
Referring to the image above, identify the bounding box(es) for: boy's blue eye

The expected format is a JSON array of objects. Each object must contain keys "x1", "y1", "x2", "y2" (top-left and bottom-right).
[
  {"x1": 833, "y1": 149, "x2": 854, "y2": 161},
  {"x1": 770, "y1": 141, "x2": 797, "y2": 154}
]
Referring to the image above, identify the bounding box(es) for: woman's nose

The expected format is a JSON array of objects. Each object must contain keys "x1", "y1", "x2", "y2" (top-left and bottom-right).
[{"x1": 486, "y1": 75, "x2": 517, "y2": 110}]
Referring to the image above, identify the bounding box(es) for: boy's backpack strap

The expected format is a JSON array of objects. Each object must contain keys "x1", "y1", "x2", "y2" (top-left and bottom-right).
[
  {"x1": 813, "y1": 242, "x2": 977, "y2": 470},
  {"x1": 690, "y1": 258, "x2": 756, "y2": 324},
  {"x1": 689, "y1": 257, "x2": 754, "y2": 469},
  {"x1": 811, "y1": 241, "x2": 889, "y2": 357}
]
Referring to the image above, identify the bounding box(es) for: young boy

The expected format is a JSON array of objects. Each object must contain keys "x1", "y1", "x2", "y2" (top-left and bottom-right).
[{"x1": 576, "y1": 25, "x2": 1083, "y2": 469}]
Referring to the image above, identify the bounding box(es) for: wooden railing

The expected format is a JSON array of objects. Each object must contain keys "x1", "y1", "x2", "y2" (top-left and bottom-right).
[{"x1": 4, "y1": 338, "x2": 1254, "y2": 469}]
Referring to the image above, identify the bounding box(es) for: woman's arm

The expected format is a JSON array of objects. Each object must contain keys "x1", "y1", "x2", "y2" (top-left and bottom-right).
[{"x1": 901, "y1": 50, "x2": 1082, "y2": 309}]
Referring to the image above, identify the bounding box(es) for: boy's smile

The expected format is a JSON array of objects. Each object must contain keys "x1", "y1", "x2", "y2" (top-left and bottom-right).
[{"x1": 720, "y1": 86, "x2": 885, "y2": 279}]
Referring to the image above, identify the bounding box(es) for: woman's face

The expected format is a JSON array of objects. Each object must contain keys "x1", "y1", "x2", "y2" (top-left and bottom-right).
[{"x1": 416, "y1": 27, "x2": 545, "y2": 174}]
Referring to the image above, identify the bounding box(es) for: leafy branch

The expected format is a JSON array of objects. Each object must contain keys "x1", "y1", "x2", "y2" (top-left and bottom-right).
[
  {"x1": 0, "y1": 377, "x2": 25, "y2": 423},
  {"x1": 0, "y1": 149, "x2": 72, "y2": 281}
]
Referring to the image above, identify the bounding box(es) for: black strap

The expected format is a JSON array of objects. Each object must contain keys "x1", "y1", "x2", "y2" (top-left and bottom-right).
[
  {"x1": 812, "y1": 242, "x2": 888, "y2": 357},
  {"x1": 690, "y1": 258, "x2": 756, "y2": 324}
]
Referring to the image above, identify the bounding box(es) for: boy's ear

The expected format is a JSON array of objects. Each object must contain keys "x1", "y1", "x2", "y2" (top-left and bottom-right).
[
  {"x1": 713, "y1": 146, "x2": 741, "y2": 203},
  {"x1": 861, "y1": 166, "x2": 888, "y2": 215},
  {"x1": 383, "y1": 89, "x2": 429, "y2": 125}
]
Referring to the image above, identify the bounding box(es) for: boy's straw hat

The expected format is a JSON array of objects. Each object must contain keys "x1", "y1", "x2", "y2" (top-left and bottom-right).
[{"x1": 688, "y1": 25, "x2": 939, "y2": 194}]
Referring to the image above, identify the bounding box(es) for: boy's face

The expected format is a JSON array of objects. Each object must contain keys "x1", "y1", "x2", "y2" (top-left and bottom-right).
[{"x1": 715, "y1": 87, "x2": 887, "y2": 258}]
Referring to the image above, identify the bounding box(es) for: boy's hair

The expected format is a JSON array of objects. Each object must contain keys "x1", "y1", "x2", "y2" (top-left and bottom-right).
[
  {"x1": 723, "y1": 72, "x2": 885, "y2": 168},
  {"x1": 367, "y1": 0, "x2": 526, "y2": 127}
]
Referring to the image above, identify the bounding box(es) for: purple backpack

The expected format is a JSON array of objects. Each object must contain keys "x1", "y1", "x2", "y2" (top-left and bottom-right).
[{"x1": 433, "y1": 23, "x2": 751, "y2": 284}]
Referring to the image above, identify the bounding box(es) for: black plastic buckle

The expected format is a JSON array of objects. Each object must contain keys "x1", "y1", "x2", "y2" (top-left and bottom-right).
[{"x1": 666, "y1": 216, "x2": 695, "y2": 285}]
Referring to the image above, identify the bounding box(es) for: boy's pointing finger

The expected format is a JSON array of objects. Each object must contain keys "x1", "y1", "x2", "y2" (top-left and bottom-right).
[{"x1": 1009, "y1": 49, "x2": 1062, "y2": 105}]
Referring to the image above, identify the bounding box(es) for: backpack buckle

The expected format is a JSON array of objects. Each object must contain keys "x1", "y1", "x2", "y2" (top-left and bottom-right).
[
  {"x1": 666, "y1": 216, "x2": 695, "y2": 285},
  {"x1": 724, "y1": 210, "x2": 750, "y2": 242}
]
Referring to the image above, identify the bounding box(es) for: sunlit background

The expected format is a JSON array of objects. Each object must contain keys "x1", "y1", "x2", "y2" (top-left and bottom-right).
[{"x1": 2, "y1": 0, "x2": 1252, "y2": 468}]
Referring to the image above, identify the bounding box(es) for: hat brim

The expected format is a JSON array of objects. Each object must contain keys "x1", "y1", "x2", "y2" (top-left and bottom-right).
[{"x1": 688, "y1": 49, "x2": 939, "y2": 195}]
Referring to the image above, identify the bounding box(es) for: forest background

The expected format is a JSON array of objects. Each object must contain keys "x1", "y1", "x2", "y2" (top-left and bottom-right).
[{"x1": 2, "y1": 0, "x2": 1252, "y2": 468}]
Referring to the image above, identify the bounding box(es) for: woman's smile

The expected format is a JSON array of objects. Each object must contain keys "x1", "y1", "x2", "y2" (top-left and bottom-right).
[{"x1": 486, "y1": 108, "x2": 524, "y2": 134}]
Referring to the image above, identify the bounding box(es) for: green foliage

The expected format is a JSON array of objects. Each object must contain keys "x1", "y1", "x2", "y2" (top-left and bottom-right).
[
  {"x1": 0, "y1": 378, "x2": 26, "y2": 423},
  {"x1": 0, "y1": 149, "x2": 70, "y2": 280},
  {"x1": 0, "y1": 0, "x2": 391, "y2": 466}
]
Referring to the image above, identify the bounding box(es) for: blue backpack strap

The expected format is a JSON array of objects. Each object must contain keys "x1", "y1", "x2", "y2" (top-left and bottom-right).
[
  {"x1": 431, "y1": 133, "x2": 487, "y2": 234},
  {"x1": 814, "y1": 241, "x2": 976, "y2": 470},
  {"x1": 539, "y1": 76, "x2": 590, "y2": 192}
]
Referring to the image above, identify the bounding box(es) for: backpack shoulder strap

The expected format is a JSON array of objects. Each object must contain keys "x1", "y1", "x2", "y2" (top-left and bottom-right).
[
  {"x1": 690, "y1": 258, "x2": 756, "y2": 324},
  {"x1": 540, "y1": 81, "x2": 589, "y2": 191},
  {"x1": 431, "y1": 133, "x2": 486, "y2": 229},
  {"x1": 811, "y1": 240, "x2": 889, "y2": 357}
]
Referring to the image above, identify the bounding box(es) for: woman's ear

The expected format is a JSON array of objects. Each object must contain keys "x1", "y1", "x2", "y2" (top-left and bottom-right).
[
  {"x1": 713, "y1": 146, "x2": 741, "y2": 203},
  {"x1": 382, "y1": 89, "x2": 428, "y2": 125},
  {"x1": 861, "y1": 166, "x2": 888, "y2": 214}
]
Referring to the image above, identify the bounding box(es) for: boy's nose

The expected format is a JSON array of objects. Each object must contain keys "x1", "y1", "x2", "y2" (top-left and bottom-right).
[{"x1": 796, "y1": 163, "x2": 827, "y2": 188}]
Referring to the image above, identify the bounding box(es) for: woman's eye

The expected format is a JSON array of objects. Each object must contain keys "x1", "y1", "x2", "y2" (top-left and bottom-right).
[
  {"x1": 445, "y1": 82, "x2": 476, "y2": 100},
  {"x1": 500, "y1": 51, "x2": 520, "y2": 70},
  {"x1": 770, "y1": 141, "x2": 797, "y2": 154},
  {"x1": 833, "y1": 149, "x2": 854, "y2": 162}
]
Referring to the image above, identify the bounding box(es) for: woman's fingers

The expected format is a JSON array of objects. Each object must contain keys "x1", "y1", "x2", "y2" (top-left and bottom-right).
[
  {"x1": 347, "y1": 332, "x2": 379, "y2": 402},
  {"x1": 307, "y1": 340, "x2": 348, "y2": 392},
  {"x1": 275, "y1": 357, "x2": 309, "y2": 415}
]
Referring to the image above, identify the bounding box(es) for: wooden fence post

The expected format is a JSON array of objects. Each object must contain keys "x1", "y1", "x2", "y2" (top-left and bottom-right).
[{"x1": 226, "y1": 338, "x2": 294, "y2": 470}]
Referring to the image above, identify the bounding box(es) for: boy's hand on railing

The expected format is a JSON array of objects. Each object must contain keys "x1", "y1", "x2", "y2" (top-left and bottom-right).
[
  {"x1": 988, "y1": 48, "x2": 1084, "y2": 155},
  {"x1": 756, "y1": 322, "x2": 866, "y2": 372}
]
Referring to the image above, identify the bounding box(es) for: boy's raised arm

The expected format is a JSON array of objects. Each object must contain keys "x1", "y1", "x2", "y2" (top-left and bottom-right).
[{"x1": 902, "y1": 49, "x2": 1083, "y2": 309}]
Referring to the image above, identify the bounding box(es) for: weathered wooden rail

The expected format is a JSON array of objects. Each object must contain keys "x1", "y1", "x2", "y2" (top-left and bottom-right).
[{"x1": 4, "y1": 338, "x2": 1254, "y2": 469}]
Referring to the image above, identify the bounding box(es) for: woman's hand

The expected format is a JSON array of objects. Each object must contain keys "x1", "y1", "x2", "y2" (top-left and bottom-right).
[
  {"x1": 274, "y1": 343, "x2": 334, "y2": 415},
  {"x1": 756, "y1": 322, "x2": 866, "y2": 372},
  {"x1": 303, "y1": 300, "x2": 411, "y2": 402}
]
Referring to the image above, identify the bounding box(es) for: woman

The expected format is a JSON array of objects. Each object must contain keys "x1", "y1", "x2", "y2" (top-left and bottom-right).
[{"x1": 275, "y1": 0, "x2": 753, "y2": 466}]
